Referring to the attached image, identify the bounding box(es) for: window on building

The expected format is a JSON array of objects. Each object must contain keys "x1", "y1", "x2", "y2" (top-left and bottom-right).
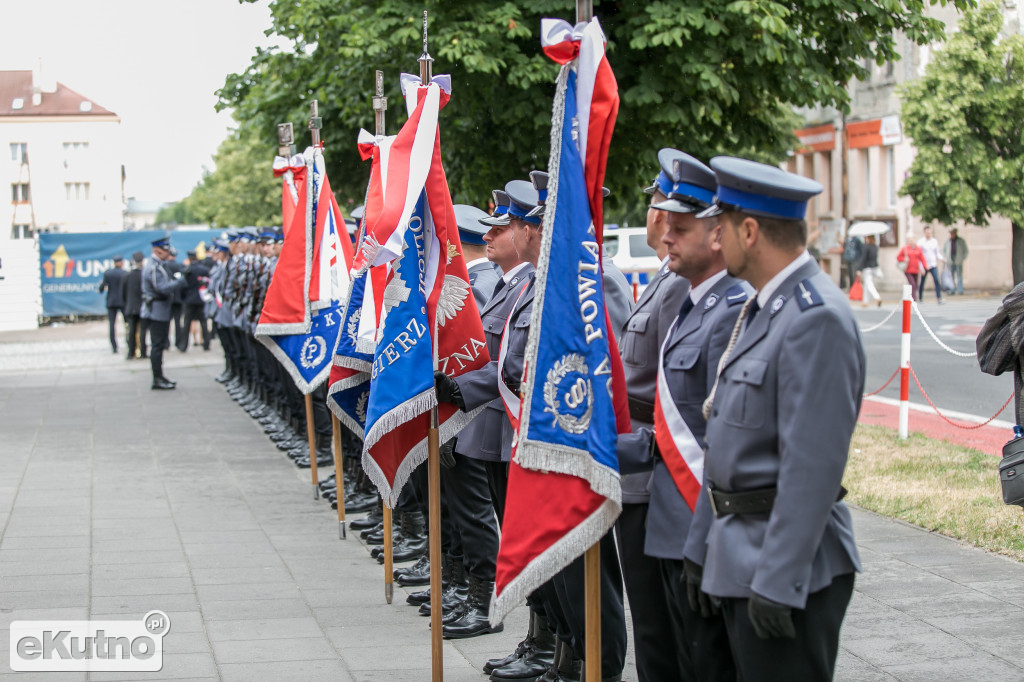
[
  {"x1": 63, "y1": 142, "x2": 89, "y2": 168},
  {"x1": 65, "y1": 182, "x2": 90, "y2": 201},
  {"x1": 10, "y1": 224, "x2": 32, "y2": 240},
  {"x1": 10, "y1": 143, "x2": 27, "y2": 163},
  {"x1": 885, "y1": 60, "x2": 895, "y2": 78},
  {"x1": 887, "y1": 147, "x2": 897, "y2": 207},
  {"x1": 11, "y1": 183, "x2": 30, "y2": 203},
  {"x1": 863, "y1": 150, "x2": 872, "y2": 210}
]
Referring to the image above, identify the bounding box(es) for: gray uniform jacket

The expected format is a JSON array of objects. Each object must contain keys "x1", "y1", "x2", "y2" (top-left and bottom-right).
[
  {"x1": 701, "y1": 260, "x2": 864, "y2": 609},
  {"x1": 206, "y1": 261, "x2": 225, "y2": 320},
  {"x1": 467, "y1": 260, "x2": 502, "y2": 311},
  {"x1": 602, "y1": 258, "x2": 634, "y2": 335},
  {"x1": 455, "y1": 268, "x2": 535, "y2": 463},
  {"x1": 618, "y1": 275, "x2": 751, "y2": 560},
  {"x1": 141, "y1": 257, "x2": 184, "y2": 322},
  {"x1": 618, "y1": 264, "x2": 690, "y2": 504},
  {"x1": 214, "y1": 257, "x2": 237, "y2": 328}
]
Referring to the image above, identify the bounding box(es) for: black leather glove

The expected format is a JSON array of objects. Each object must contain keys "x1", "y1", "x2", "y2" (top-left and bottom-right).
[
  {"x1": 434, "y1": 370, "x2": 465, "y2": 410},
  {"x1": 439, "y1": 438, "x2": 457, "y2": 470},
  {"x1": 683, "y1": 558, "x2": 718, "y2": 618},
  {"x1": 747, "y1": 592, "x2": 796, "y2": 640}
]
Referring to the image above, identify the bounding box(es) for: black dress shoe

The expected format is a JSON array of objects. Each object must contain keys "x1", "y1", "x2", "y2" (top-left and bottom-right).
[
  {"x1": 395, "y1": 556, "x2": 430, "y2": 586},
  {"x1": 444, "y1": 577, "x2": 503, "y2": 639},
  {"x1": 350, "y1": 508, "x2": 384, "y2": 532},
  {"x1": 345, "y1": 494, "x2": 377, "y2": 514},
  {"x1": 294, "y1": 452, "x2": 333, "y2": 469},
  {"x1": 489, "y1": 625, "x2": 557, "y2": 680},
  {"x1": 406, "y1": 586, "x2": 431, "y2": 605},
  {"x1": 151, "y1": 377, "x2": 176, "y2": 390}
]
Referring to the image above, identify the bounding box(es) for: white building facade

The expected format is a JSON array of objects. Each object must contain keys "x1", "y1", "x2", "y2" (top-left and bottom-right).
[
  {"x1": 0, "y1": 69, "x2": 124, "y2": 240},
  {"x1": 791, "y1": 5, "x2": 1015, "y2": 294}
]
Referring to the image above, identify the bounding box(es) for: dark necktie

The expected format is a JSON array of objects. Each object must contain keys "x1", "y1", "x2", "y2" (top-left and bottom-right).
[
  {"x1": 491, "y1": 277, "x2": 506, "y2": 302},
  {"x1": 677, "y1": 296, "x2": 695, "y2": 322},
  {"x1": 745, "y1": 298, "x2": 761, "y2": 329}
]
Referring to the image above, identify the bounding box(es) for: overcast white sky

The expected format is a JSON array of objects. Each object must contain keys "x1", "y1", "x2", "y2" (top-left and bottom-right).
[{"x1": 1, "y1": 0, "x2": 281, "y2": 203}]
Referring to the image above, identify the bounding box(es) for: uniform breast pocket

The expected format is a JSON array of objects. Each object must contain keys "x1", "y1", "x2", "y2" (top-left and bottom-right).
[
  {"x1": 719, "y1": 358, "x2": 768, "y2": 429},
  {"x1": 621, "y1": 312, "x2": 651, "y2": 368},
  {"x1": 666, "y1": 345, "x2": 705, "y2": 404}
]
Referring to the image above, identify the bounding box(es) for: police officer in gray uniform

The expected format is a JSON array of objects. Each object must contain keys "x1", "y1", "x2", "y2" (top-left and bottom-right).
[
  {"x1": 438, "y1": 203, "x2": 506, "y2": 640},
  {"x1": 141, "y1": 235, "x2": 186, "y2": 390},
  {"x1": 696, "y1": 157, "x2": 863, "y2": 681},
  {"x1": 613, "y1": 149, "x2": 692, "y2": 681}
]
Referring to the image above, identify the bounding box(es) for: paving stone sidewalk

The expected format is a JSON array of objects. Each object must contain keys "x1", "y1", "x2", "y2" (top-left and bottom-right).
[{"x1": 1, "y1": 326, "x2": 1024, "y2": 680}]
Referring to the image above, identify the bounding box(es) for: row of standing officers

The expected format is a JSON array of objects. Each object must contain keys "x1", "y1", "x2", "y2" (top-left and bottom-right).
[{"x1": 432, "y1": 148, "x2": 863, "y2": 682}]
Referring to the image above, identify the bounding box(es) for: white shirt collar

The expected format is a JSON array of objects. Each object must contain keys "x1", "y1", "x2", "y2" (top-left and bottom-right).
[
  {"x1": 757, "y1": 250, "x2": 812, "y2": 309},
  {"x1": 502, "y1": 261, "x2": 529, "y2": 285},
  {"x1": 466, "y1": 257, "x2": 491, "y2": 270},
  {"x1": 689, "y1": 269, "x2": 728, "y2": 305}
]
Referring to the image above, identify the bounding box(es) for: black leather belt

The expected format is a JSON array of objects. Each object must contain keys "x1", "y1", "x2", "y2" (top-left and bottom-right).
[
  {"x1": 708, "y1": 485, "x2": 847, "y2": 517},
  {"x1": 628, "y1": 397, "x2": 655, "y2": 423}
]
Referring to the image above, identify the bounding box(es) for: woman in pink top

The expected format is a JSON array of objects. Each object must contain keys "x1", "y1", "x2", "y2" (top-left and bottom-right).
[{"x1": 897, "y1": 236, "x2": 929, "y2": 301}]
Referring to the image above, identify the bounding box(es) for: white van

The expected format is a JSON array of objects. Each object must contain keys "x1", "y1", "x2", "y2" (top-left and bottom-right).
[{"x1": 602, "y1": 226, "x2": 660, "y2": 286}]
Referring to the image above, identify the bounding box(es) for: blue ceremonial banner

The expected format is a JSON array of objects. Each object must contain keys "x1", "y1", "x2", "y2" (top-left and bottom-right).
[
  {"x1": 518, "y1": 68, "x2": 620, "y2": 479},
  {"x1": 361, "y1": 195, "x2": 436, "y2": 505},
  {"x1": 266, "y1": 302, "x2": 343, "y2": 393},
  {"x1": 39, "y1": 230, "x2": 221, "y2": 317}
]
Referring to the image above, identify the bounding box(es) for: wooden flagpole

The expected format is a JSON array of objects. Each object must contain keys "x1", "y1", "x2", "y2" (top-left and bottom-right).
[
  {"x1": 304, "y1": 100, "x2": 324, "y2": 500},
  {"x1": 331, "y1": 415, "x2": 346, "y2": 539},
  {"x1": 575, "y1": 2, "x2": 601, "y2": 680},
  {"x1": 372, "y1": 68, "x2": 395, "y2": 605},
  {"x1": 419, "y1": 12, "x2": 443, "y2": 681}
]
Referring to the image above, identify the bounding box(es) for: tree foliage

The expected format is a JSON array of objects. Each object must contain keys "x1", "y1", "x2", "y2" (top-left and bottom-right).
[
  {"x1": 900, "y1": 1, "x2": 1024, "y2": 283},
  {"x1": 174, "y1": 128, "x2": 281, "y2": 229},
  {"x1": 217, "y1": 0, "x2": 968, "y2": 222}
]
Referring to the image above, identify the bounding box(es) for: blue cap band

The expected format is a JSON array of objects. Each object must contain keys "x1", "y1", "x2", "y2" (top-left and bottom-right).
[
  {"x1": 655, "y1": 172, "x2": 673, "y2": 196},
  {"x1": 670, "y1": 181, "x2": 715, "y2": 207},
  {"x1": 458, "y1": 229, "x2": 486, "y2": 246},
  {"x1": 717, "y1": 185, "x2": 808, "y2": 220},
  {"x1": 507, "y1": 203, "x2": 542, "y2": 224},
  {"x1": 537, "y1": 188, "x2": 548, "y2": 204},
  {"x1": 493, "y1": 205, "x2": 509, "y2": 216}
]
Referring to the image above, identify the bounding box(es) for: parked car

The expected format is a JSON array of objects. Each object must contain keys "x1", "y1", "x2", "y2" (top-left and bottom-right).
[{"x1": 602, "y1": 225, "x2": 660, "y2": 286}]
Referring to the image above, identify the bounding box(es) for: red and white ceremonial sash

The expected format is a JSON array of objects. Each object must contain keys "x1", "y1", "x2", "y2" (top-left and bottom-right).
[
  {"x1": 497, "y1": 281, "x2": 531, "y2": 433},
  {"x1": 652, "y1": 317, "x2": 704, "y2": 511}
]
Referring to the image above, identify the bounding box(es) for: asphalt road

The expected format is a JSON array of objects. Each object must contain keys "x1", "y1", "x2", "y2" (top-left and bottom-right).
[{"x1": 853, "y1": 293, "x2": 1014, "y2": 421}]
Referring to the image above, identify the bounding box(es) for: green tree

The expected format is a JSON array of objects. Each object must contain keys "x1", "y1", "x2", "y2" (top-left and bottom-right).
[
  {"x1": 900, "y1": 1, "x2": 1024, "y2": 284},
  {"x1": 220, "y1": 0, "x2": 969, "y2": 221},
  {"x1": 175, "y1": 127, "x2": 281, "y2": 229}
]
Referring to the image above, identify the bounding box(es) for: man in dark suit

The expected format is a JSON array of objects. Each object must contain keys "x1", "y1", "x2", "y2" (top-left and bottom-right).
[
  {"x1": 697, "y1": 157, "x2": 864, "y2": 681},
  {"x1": 122, "y1": 252, "x2": 146, "y2": 359},
  {"x1": 98, "y1": 255, "x2": 127, "y2": 354},
  {"x1": 177, "y1": 251, "x2": 211, "y2": 352}
]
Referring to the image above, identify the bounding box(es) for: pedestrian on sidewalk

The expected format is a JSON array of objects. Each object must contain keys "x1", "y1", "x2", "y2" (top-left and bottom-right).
[
  {"x1": 98, "y1": 256, "x2": 127, "y2": 353},
  {"x1": 122, "y1": 252, "x2": 146, "y2": 359},
  {"x1": 943, "y1": 228, "x2": 969, "y2": 295},
  {"x1": 917, "y1": 226, "x2": 945, "y2": 303},
  {"x1": 859, "y1": 235, "x2": 882, "y2": 307},
  {"x1": 896, "y1": 234, "x2": 928, "y2": 301}
]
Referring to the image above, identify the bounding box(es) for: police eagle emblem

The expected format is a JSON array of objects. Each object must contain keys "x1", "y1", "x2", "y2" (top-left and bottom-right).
[{"x1": 436, "y1": 275, "x2": 470, "y2": 327}]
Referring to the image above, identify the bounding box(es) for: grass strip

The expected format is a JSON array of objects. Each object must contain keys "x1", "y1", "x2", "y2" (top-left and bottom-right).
[{"x1": 845, "y1": 424, "x2": 1024, "y2": 561}]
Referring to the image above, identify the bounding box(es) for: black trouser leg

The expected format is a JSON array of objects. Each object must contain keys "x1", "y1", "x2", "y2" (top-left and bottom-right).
[
  {"x1": 107, "y1": 307, "x2": 120, "y2": 350},
  {"x1": 148, "y1": 319, "x2": 170, "y2": 380},
  {"x1": 484, "y1": 460, "x2": 509, "y2": 527},
  {"x1": 721, "y1": 573, "x2": 855, "y2": 682},
  {"x1": 661, "y1": 558, "x2": 735, "y2": 682},
  {"x1": 126, "y1": 314, "x2": 140, "y2": 358},
  {"x1": 551, "y1": 531, "x2": 627, "y2": 678},
  {"x1": 441, "y1": 453, "x2": 498, "y2": 582},
  {"x1": 139, "y1": 317, "x2": 150, "y2": 357},
  {"x1": 217, "y1": 326, "x2": 234, "y2": 374},
  {"x1": 170, "y1": 303, "x2": 183, "y2": 348},
  {"x1": 615, "y1": 503, "x2": 683, "y2": 682}
]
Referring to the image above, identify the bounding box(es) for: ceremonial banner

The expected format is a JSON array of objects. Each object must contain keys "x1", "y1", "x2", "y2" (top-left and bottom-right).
[
  {"x1": 273, "y1": 154, "x2": 305, "y2": 238},
  {"x1": 359, "y1": 75, "x2": 489, "y2": 507},
  {"x1": 491, "y1": 17, "x2": 624, "y2": 625},
  {"x1": 258, "y1": 147, "x2": 352, "y2": 394}
]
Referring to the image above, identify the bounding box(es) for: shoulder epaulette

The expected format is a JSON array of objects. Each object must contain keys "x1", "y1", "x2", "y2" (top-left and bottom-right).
[
  {"x1": 794, "y1": 278, "x2": 824, "y2": 311},
  {"x1": 724, "y1": 283, "x2": 749, "y2": 307}
]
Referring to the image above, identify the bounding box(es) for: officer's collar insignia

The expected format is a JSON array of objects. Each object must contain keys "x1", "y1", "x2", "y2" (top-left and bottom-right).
[
  {"x1": 724, "y1": 284, "x2": 748, "y2": 306},
  {"x1": 795, "y1": 279, "x2": 823, "y2": 311},
  {"x1": 770, "y1": 295, "x2": 786, "y2": 316},
  {"x1": 704, "y1": 293, "x2": 719, "y2": 310},
  {"x1": 510, "y1": 276, "x2": 520, "y2": 287}
]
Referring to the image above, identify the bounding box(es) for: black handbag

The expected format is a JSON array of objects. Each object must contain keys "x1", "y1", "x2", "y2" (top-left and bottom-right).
[{"x1": 999, "y1": 431, "x2": 1024, "y2": 507}]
